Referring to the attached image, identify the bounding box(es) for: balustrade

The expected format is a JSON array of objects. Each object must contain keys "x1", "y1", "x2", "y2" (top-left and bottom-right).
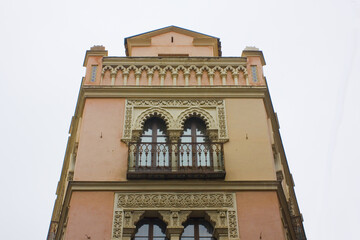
[{"x1": 127, "y1": 142, "x2": 225, "y2": 179}]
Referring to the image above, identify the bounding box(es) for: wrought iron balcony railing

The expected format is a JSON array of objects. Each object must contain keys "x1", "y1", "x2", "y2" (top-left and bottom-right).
[{"x1": 127, "y1": 142, "x2": 225, "y2": 179}]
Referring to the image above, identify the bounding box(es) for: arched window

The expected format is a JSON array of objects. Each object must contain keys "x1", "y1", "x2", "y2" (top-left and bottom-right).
[
  {"x1": 181, "y1": 219, "x2": 215, "y2": 240},
  {"x1": 179, "y1": 118, "x2": 212, "y2": 168},
  {"x1": 138, "y1": 117, "x2": 170, "y2": 169},
  {"x1": 134, "y1": 218, "x2": 168, "y2": 240}
]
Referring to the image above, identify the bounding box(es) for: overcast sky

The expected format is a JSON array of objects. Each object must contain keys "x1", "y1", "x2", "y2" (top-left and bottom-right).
[{"x1": 0, "y1": 0, "x2": 359, "y2": 239}]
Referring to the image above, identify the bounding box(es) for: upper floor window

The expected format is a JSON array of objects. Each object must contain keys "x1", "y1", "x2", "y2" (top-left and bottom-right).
[
  {"x1": 134, "y1": 218, "x2": 168, "y2": 240},
  {"x1": 251, "y1": 65, "x2": 258, "y2": 83},
  {"x1": 179, "y1": 118, "x2": 211, "y2": 168},
  {"x1": 138, "y1": 118, "x2": 170, "y2": 169},
  {"x1": 181, "y1": 218, "x2": 215, "y2": 240},
  {"x1": 90, "y1": 65, "x2": 97, "y2": 82}
]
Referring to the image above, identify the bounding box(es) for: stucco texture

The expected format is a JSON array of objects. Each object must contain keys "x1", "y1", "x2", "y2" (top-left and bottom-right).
[
  {"x1": 74, "y1": 98, "x2": 127, "y2": 181},
  {"x1": 65, "y1": 192, "x2": 114, "y2": 240},
  {"x1": 225, "y1": 98, "x2": 276, "y2": 180},
  {"x1": 236, "y1": 191, "x2": 285, "y2": 240}
]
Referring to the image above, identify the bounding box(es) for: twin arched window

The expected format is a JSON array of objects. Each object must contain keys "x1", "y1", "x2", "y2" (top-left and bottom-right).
[
  {"x1": 137, "y1": 117, "x2": 211, "y2": 169},
  {"x1": 134, "y1": 218, "x2": 215, "y2": 240}
]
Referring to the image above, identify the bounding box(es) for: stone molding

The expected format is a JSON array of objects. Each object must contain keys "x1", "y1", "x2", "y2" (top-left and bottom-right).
[
  {"x1": 111, "y1": 192, "x2": 239, "y2": 240},
  {"x1": 102, "y1": 64, "x2": 248, "y2": 84},
  {"x1": 122, "y1": 99, "x2": 229, "y2": 143}
]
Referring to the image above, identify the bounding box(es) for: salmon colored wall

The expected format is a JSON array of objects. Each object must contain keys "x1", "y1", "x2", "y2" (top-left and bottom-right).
[
  {"x1": 247, "y1": 56, "x2": 265, "y2": 85},
  {"x1": 84, "y1": 56, "x2": 103, "y2": 85},
  {"x1": 74, "y1": 98, "x2": 127, "y2": 181},
  {"x1": 236, "y1": 192, "x2": 285, "y2": 240},
  {"x1": 225, "y1": 99, "x2": 276, "y2": 180},
  {"x1": 130, "y1": 32, "x2": 214, "y2": 57},
  {"x1": 65, "y1": 192, "x2": 114, "y2": 240}
]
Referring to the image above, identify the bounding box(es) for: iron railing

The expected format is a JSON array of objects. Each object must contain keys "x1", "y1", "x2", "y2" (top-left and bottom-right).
[{"x1": 127, "y1": 142, "x2": 225, "y2": 179}]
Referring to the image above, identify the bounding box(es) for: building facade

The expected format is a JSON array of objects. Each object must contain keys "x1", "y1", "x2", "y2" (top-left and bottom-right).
[{"x1": 47, "y1": 26, "x2": 306, "y2": 240}]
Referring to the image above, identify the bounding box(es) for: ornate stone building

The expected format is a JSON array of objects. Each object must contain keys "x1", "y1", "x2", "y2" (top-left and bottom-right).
[{"x1": 47, "y1": 26, "x2": 306, "y2": 240}]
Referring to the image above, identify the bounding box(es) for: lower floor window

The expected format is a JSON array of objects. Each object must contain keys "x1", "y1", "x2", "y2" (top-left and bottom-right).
[
  {"x1": 181, "y1": 219, "x2": 215, "y2": 240},
  {"x1": 134, "y1": 218, "x2": 168, "y2": 240}
]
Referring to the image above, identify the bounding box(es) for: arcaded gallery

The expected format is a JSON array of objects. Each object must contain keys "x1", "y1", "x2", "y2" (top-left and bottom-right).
[{"x1": 47, "y1": 26, "x2": 306, "y2": 240}]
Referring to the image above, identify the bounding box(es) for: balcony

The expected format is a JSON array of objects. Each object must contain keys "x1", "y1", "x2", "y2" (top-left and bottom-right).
[{"x1": 127, "y1": 142, "x2": 225, "y2": 179}]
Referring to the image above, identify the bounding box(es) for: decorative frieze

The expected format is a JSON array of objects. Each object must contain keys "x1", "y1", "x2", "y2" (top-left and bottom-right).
[
  {"x1": 127, "y1": 99, "x2": 224, "y2": 107},
  {"x1": 102, "y1": 64, "x2": 248, "y2": 86},
  {"x1": 116, "y1": 193, "x2": 234, "y2": 209},
  {"x1": 112, "y1": 192, "x2": 239, "y2": 240}
]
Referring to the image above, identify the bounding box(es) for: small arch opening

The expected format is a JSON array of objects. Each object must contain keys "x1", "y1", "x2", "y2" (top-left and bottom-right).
[
  {"x1": 181, "y1": 218, "x2": 215, "y2": 240},
  {"x1": 134, "y1": 218, "x2": 168, "y2": 240}
]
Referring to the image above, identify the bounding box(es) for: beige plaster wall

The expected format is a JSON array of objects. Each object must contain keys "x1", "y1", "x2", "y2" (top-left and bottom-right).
[
  {"x1": 74, "y1": 98, "x2": 127, "y2": 181},
  {"x1": 131, "y1": 32, "x2": 214, "y2": 57},
  {"x1": 225, "y1": 98, "x2": 276, "y2": 180},
  {"x1": 65, "y1": 191, "x2": 114, "y2": 240},
  {"x1": 236, "y1": 191, "x2": 285, "y2": 240}
]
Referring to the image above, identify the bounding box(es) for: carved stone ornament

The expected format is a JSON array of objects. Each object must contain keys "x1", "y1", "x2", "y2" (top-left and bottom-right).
[
  {"x1": 102, "y1": 64, "x2": 248, "y2": 83},
  {"x1": 111, "y1": 192, "x2": 239, "y2": 240},
  {"x1": 121, "y1": 99, "x2": 229, "y2": 143}
]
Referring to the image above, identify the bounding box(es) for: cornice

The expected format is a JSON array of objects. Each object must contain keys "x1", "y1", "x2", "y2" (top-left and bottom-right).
[
  {"x1": 81, "y1": 86, "x2": 267, "y2": 98},
  {"x1": 102, "y1": 57, "x2": 247, "y2": 66},
  {"x1": 69, "y1": 180, "x2": 280, "y2": 192},
  {"x1": 83, "y1": 50, "x2": 108, "y2": 67}
]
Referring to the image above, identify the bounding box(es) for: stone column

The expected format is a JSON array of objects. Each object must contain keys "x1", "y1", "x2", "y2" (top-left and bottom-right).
[
  {"x1": 135, "y1": 71, "x2": 141, "y2": 86},
  {"x1": 184, "y1": 71, "x2": 190, "y2": 86},
  {"x1": 111, "y1": 72, "x2": 116, "y2": 85},
  {"x1": 232, "y1": 73, "x2": 238, "y2": 85},
  {"x1": 169, "y1": 130, "x2": 181, "y2": 171},
  {"x1": 147, "y1": 72, "x2": 153, "y2": 85},
  {"x1": 160, "y1": 72, "x2": 165, "y2": 86},
  {"x1": 209, "y1": 73, "x2": 214, "y2": 86},
  {"x1": 123, "y1": 71, "x2": 129, "y2": 86},
  {"x1": 172, "y1": 72, "x2": 178, "y2": 86},
  {"x1": 221, "y1": 73, "x2": 227, "y2": 85},
  {"x1": 196, "y1": 72, "x2": 202, "y2": 86},
  {"x1": 159, "y1": 211, "x2": 191, "y2": 240}
]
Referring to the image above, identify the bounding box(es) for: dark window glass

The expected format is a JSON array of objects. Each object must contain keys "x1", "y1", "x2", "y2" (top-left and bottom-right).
[
  {"x1": 181, "y1": 219, "x2": 215, "y2": 240},
  {"x1": 138, "y1": 118, "x2": 169, "y2": 168},
  {"x1": 179, "y1": 118, "x2": 211, "y2": 168},
  {"x1": 134, "y1": 218, "x2": 167, "y2": 240}
]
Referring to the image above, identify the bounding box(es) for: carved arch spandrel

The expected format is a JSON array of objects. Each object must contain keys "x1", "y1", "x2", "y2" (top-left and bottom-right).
[
  {"x1": 133, "y1": 107, "x2": 175, "y2": 130},
  {"x1": 176, "y1": 107, "x2": 216, "y2": 129}
]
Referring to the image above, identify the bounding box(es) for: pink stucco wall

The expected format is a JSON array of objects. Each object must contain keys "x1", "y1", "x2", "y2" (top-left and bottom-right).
[
  {"x1": 130, "y1": 31, "x2": 214, "y2": 57},
  {"x1": 74, "y1": 98, "x2": 127, "y2": 181},
  {"x1": 236, "y1": 191, "x2": 286, "y2": 240},
  {"x1": 65, "y1": 192, "x2": 114, "y2": 240}
]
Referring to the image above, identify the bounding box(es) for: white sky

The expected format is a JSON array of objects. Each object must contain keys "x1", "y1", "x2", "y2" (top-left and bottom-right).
[{"x1": 0, "y1": 0, "x2": 359, "y2": 239}]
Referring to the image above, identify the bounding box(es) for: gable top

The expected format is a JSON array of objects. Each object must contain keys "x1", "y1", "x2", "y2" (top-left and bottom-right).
[{"x1": 124, "y1": 26, "x2": 222, "y2": 57}]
